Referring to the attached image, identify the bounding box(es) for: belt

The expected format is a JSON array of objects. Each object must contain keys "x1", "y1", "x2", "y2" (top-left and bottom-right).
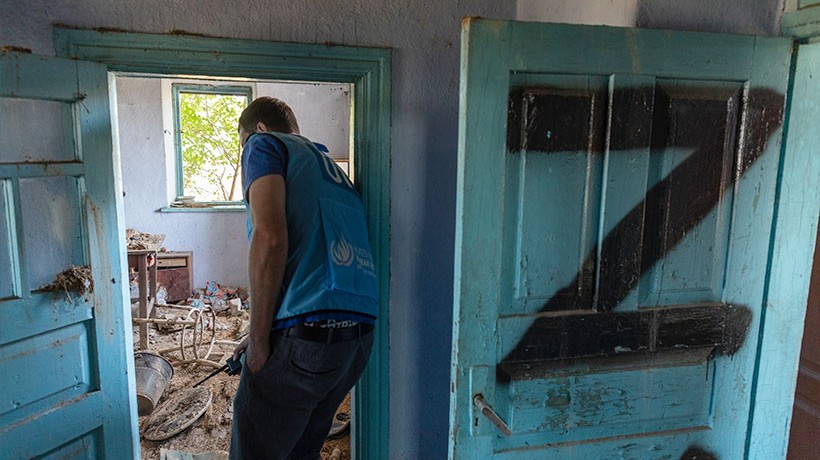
[{"x1": 275, "y1": 323, "x2": 374, "y2": 344}]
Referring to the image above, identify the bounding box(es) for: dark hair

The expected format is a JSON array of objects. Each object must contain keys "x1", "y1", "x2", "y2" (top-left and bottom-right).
[{"x1": 238, "y1": 96, "x2": 300, "y2": 134}]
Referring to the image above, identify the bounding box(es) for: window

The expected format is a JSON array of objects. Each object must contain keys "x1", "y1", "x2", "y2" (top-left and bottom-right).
[{"x1": 173, "y1": 84, "x2": 252, "y2": 203}]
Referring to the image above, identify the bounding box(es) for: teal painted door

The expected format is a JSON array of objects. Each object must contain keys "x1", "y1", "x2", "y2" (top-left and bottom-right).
[
  {"x1": 0, "y1": 53, "x2": 136, "y2": 458},
  {"x1": 450, "y1": 20, "x2": 816, "y2": 459}
]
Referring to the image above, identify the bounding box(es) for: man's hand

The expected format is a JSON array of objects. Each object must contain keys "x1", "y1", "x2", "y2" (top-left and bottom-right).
[
  {"x1": 246, "y1": 339, "x2": 271, "y2": 374},
  {"x1": 233, "y1": 335, "x2": 271, "y2": 374},
  {"x1": 232, "y1": 336, "x2": 249, "y2": 361}
]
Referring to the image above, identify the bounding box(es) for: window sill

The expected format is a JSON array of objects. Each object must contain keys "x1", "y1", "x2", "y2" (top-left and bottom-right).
[{"x1": 158, "y1": 204, "x2": 246, "y2": 213}]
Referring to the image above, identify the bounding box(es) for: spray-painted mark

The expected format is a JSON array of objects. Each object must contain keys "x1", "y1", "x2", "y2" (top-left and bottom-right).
[{"x1": 500, "y1": 85, "x2": 785, "y2": 371}]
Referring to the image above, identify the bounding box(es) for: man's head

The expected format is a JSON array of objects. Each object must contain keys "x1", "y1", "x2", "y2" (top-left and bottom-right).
[{"x1": 238, "y1": 96, "x2": 300, "y2": 146}]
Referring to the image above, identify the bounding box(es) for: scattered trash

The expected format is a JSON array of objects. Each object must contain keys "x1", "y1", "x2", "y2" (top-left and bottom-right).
[
  {"x1": 130, "y1": 278, "x2": 140, "y2": 299},
  {"x1": 227, "y1": 298, "x2": 243, "y2": 316},
  {"x1": 126, "y1": 228, "x2": 166, "y2": 251},
  {"x1": 159, "y1": 449, "x2": 228, "y2": 460},
  {"x1": 143, "y1": 387, "x2": 213, "y2": 441},
  {"x1": 236, "y1": 316, "x2": 250, "y2": 340},
  {"x1": 329, "y1": 448, "x2": 342, "y2": 460},
  {"x1": 43, "y1": 266, "x2": 94, "y2": 301},
  {"x1": 192, "y1": 281, "x2": 248, "y2": 312},
  {"x1": 151, "y1": 306, "x2": 219, "y2": 366},
  {"x1": 327, "y1": 412, "x2": 350, "y2": 440},
  {"x1": 133, "y1": 278, "x2": 348, "y2": 458},
  {"x1": 157, "y1": 286, "x2": 168, "y2": 305},
  {"x1": 155, "y1": 312, "x2": 183, "y2": 333}
]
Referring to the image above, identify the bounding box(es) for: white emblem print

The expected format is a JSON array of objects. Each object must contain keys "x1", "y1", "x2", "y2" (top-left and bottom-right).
[{"x1": 331, "y1": 236, "x2": 354, "y2": 267}]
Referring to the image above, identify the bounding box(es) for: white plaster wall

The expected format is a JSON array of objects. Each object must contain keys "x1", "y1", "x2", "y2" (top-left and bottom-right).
[
  {"x1": 0, "y1": 0, "x2": 785, "y2": 457},
  {"x1": 116, "y1": 76, "x2": 249, "y2": 288},
  {"x1": 116, "y1": 77, "x2": 350, "y2": 289},
  {"x1": 518, "y1": 0, "x2": 639, "y2": 27},
  {"x1": 256, "y1": 82, "x2": 351, "y2": 160}
]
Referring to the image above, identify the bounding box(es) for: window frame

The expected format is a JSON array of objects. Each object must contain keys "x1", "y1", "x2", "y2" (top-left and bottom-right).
[{"x1": 171, "y1": 83, "x2": 253, "y2": 204}]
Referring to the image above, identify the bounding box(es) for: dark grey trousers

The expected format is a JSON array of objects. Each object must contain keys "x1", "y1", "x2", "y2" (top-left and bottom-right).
[{"x1": 229, "y1": 328, "x2": 374, "y2": 460}]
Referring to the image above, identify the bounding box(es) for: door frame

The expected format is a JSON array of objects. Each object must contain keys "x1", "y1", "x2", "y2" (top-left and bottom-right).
[{"x1": 54, "y1": 28, "x2": 391, "y2": 459}]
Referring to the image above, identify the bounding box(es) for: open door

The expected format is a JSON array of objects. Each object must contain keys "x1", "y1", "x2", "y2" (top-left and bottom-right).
[
  {"x1": 451, "y1": 19, "x2": 818, "y2": 459},
  {"x1": 786, "y1": 41, "x2": 820, "y2": 460},
  {"x1": 0, "y1": 52, "x2": 136, "y2": 458}
]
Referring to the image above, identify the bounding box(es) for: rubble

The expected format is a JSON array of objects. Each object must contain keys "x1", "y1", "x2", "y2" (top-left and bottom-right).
[
  {"x1": 160, "y1": 449, "x2": 227, "y2": 460},
  {"x1": 143, "y1": 387, "x2": 213, "y2": 441},
  {"x1": 126, "y1": 228, "x2": 166, "y2": 251},
  {"x1": 192, "y1": 281, "x2": 249, "y2": 313},
  {"x1": 43, "y1": 265, "x2": 94, "y2": 301},
  {"x1": 135, "y1": 281, "x2": 350, "y2": 459}
]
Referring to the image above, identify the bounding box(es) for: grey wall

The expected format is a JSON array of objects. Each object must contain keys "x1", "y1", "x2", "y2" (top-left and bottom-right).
[
  {"x1": 0, "y1": 0, "x2": 786, "y2": 457},
  {"x1": 635, "y1": 0, "x2": 786, "y2": 35},
  {"x1": 518, "y1": 0, "x2": 788, "y2": 34},
  {"x1": 116, "y1": 76, "x2": 349, "y2": 289}
]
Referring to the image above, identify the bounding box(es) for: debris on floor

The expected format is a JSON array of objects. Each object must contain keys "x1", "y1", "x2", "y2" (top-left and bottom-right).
[
  {"x1": 136, "y1": 281, "x2": 351, "y2": 459},
  {"x1": 143, "y1": 387, "x2": 213, "y2": 441},
  {"x1": 327, "y1": 412, "x2": 350, "y2": 440},
  {"x1": 192, "y1": 280, "x2": 249, "y2": 313},
  {"x1": 159, "y1": 448, "x2": 227, "y2": 460}
]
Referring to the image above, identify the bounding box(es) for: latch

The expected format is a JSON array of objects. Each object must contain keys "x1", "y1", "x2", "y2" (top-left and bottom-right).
[{"x1": 473, "y1": 394, "x2": 512, "y2": 436}]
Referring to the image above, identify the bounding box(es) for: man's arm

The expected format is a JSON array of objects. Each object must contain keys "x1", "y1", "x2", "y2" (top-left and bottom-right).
[{"x1": 234, "y1": 174, "x2": 288, "y2": 373}]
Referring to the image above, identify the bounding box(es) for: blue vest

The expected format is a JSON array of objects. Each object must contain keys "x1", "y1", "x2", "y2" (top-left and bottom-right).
[{"x1": 247, "y1": 133, "x2": 379, "y2": 321}]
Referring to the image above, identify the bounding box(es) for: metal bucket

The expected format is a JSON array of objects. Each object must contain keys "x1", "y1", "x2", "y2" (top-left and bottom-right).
[{"x1": 134, "y1": 352, "x2": 174, "y2": 416}]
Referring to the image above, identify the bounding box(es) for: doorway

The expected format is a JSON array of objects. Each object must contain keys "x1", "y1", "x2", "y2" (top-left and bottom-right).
[
  {"x1": 55, "y1": 28, "x2": 391, "y2": 459},
  {"x1": 116, "y1": 73, "x2": 355, "y2": 457}
]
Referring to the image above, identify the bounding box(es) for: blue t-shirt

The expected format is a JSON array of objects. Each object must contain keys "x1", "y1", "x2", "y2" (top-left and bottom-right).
[{"x1": 242, "y1": 133, "x2": 375, "y2": 328}]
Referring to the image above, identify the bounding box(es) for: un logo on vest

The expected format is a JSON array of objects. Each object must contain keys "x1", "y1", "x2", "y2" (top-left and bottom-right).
[
  {"x1": 331, "y1": 236, "x2": 354, "y2": 267},
  {"x1": 321, "y1": 151, "x2": 354, "y2": 189}
]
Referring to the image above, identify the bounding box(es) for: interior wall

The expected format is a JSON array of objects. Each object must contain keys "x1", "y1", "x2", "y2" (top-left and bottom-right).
[
  {"x1": 116, "y1": 76, "x2": 350, "y2": 289},
  {"x1": 517, "y1": 0, "x2": 639, "y2": 26},
  {"x1": 0, "y1": 0, "x2": 786, "y2": 458},
  {"x1": 635, "y1": 0, "x2": 786, "y2": 35},
  {"x1": 517, "y1": 0, "x2": 787, "y2": 34}
]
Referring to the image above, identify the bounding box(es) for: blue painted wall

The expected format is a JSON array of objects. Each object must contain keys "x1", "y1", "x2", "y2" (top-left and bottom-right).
[{"x1": 0, "y1": 0, "x2": 789, "y2": 457}]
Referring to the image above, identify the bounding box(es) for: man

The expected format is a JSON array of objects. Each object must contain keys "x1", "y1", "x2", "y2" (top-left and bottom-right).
[{"x1": 230, "y1": 97, "x2": 378, "y2": 459}]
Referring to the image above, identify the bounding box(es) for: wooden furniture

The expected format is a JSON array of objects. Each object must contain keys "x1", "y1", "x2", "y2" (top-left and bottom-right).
[
  {"x1": 128, "y1": 248, "x2": 159, "y2": 350},
  {"x1": 156, "y1": 251, "x2": 193, "y2": 302}
]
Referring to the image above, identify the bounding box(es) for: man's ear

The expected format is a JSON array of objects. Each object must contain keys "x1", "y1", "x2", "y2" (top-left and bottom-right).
[{"x1": 255, "y1": 121, "x2": 269, "y2": 133}]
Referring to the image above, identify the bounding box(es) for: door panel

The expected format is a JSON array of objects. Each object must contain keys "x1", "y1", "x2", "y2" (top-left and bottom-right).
[
  {"x1": 498, "y1": 362, "x2": 712, "y2": 448},
  {"x1": 0, "y1": 98, "x2": 76, "y2": 163},
  {"x1": 451, "y1": 20, "x2": 793, "y2": 459},
  {"x1": 502, "y1": 76, "x2": 606, "y2": 314},
  {"x1": 19, "y1": 176, "x2": 85, "y2": 289},
  {"x1": 638, "y1": 80, "x2": 738, "y2": 308},
  {"x1": 0, "y1": 52, "x2": 135, "y2": 458}
]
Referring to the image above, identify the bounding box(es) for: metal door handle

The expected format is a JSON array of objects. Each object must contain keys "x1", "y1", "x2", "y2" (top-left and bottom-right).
[{"x1": 473, "y1": 394, "x2": 512, "y2": 436}]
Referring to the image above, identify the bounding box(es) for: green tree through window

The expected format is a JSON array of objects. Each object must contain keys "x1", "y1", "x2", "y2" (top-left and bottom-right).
[{"x1": 174, "y1": 84, "x2": 251, "y2": 202}]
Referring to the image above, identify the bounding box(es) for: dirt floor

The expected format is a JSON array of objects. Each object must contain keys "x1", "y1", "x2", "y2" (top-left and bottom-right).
[{"x1": 134, "y1": 305, "x2": 350, "y2": 459}]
